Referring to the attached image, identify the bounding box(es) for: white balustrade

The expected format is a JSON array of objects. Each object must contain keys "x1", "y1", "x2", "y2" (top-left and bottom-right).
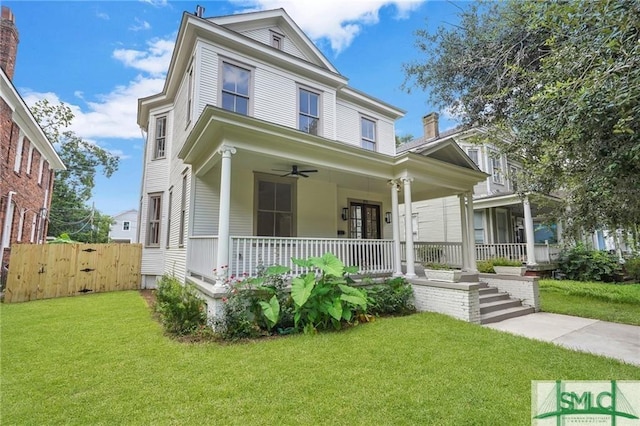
[{"x1": 187, "y1": 236, "x2": 218, "y2": 281}]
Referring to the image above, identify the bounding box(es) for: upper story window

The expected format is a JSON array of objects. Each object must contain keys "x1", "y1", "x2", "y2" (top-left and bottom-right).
[
  {"x1": 187, "y1": 64, "x2": 193, "y2": 124},
  {"x1": 298, "y1": 88, "x2": 319, "y2": 135},
  {"x1": 26, "y1": 145, "x2": 34, "y2": 175},
  {"x1": 13, "y1": 135, "x2": 24, "y2": 173},
  {"x1": 509, "y1": 166, "x2": 519, "y2": 191},
  {"x1": 361, "y1": 117, "x2": 376, "y2": 151},
  {"x1": 222, "y1": 62, "x2": 251, "y2": 115},
  {"x1": 490, "y1": 152, "x2": 504, "y2": 184},
  {"x1": 123, "y1": 221, "x2": 130, "y2": 231},
  {"x1": 154, "y1": 116, "x2": 167, "y2": 159},
  {"x1": 467, "y1": 148, "x2": 479, "y2": 166}
]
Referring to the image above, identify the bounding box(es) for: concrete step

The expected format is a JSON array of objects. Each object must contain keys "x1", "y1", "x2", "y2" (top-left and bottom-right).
[
  {"x1": 481, "y1": 306, "x2": 535, "y2": 324},
  {"x1": 479, "y1": 292, "x2": 511, "y2": 304},
  {"x1": 478, "y1": 286, "x2": 499, "y2": 295},
  {"x1": 480, "y1": 298, "x2": 523, "y2": 314}
]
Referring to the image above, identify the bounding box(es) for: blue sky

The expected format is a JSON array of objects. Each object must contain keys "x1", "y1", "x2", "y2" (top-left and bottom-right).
[{"x1": 6, "y1": 0, "x2": 467, "y2": 216}]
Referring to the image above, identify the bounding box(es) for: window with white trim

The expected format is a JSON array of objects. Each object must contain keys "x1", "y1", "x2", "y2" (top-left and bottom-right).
[
  {"x1": 255, "y1": 176, "x2": 295, "y2": 237},
  {"x1": 474, "y1": 211, "x2": 485, "y2": 243},
  {"x1": 166, "y1": 190, "x2": 172, "y2": 248},
  {"x1": 146, "y1": 193, "x2": 162, "y2": 247},
  {"x1": 467, "y1": 148, "x2": 479, "y2": 166},
  {"x1": 154, "y1": 116, "x2": 167, "y2": 159},
  {"x1": 123, "y1": 221, "x2": 130, "y2": 231},
  {"x1": 271, "y1": 33, "x2": 283, "y2": 50},
  {"x1": 37, "y1": 157, "x2": 44, "y2": 184},
  {"x1": 298, "y1": 88, "x2": 320, "y2": 135},
  {"x1": 361, "y1": 117, "x2": 376, "y2": 151},
  {"x1": 179, "y1": 174, "x2": 187, "y2": 246},
  {"x1": 13, "y1": 135, "x2": 24, "y2": 173},
  {"x1": 17, "y1": 209, "x2": 25, "y2": 242},
  {"x1": 490, "y1": 152, "x2": 504, "y2": 184},
  {"x1": 29, "y1": 212, "x2": 37, "y2": 243},
  {"x1": 509, "y1": 166, "x2": 519, "y2": 191},
  {"x1": 187, "y1": 63, "x2": 193, "y2": 123},
  {"x1": 221, "y1": 61, "x2": 251, "y2": 115},
  {"x1": 26, "y1": 145, "x2": 34, "y2": 175}
]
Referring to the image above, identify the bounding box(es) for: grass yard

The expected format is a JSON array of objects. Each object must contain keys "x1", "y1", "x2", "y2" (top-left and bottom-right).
[
  {"x1": 539, "y1": 279, "x2": 640, "y2": 326},
  {"x1": 1, "y1": 291, "x2": 639, "y2": 425}
]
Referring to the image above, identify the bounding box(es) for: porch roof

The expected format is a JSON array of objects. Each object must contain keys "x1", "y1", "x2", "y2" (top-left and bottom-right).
[{"x1": 178, "y1": 106, "x2": 488, "y2": 201}]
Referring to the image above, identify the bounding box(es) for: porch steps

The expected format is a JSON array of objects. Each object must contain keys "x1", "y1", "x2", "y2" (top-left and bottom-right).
[{"x1": 478, "y1": 283, "x2": 535, "y2": 324}]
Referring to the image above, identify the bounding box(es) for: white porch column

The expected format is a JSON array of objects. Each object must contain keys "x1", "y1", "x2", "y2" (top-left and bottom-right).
[
  {"x1": 466, "y1": 192, "x2": 477, "y2": 272},
  {"x1": 402, "y1": 177, "x2": 416, "y2": 278},
  {"x1": 523, "y1": 195, "x2": 537, "y2": 265},
  {"x1": 389, "y1": 180, "x2": 403, "y2": 277},
  {"x1": 215, "y1": 145, "x2": 236, "y2": 285},
  {"x1": 458, "y1": 194, "x2": 469, "y2": 270}
]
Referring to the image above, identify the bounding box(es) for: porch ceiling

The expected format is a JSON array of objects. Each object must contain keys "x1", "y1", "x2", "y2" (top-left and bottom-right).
[{"x1": 179, "y1": 106, "x2": 488, "y2": 201}]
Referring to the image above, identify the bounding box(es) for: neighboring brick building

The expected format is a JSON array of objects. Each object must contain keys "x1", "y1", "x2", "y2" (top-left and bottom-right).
[{"x1": 0, "y1": 6, "x2": 65, "y2": 264}]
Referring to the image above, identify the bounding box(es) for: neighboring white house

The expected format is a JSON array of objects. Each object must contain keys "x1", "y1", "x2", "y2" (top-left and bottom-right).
[
  {"x1": 397, "y1": 113, "x2": 563, "y2": 266},
  {"x1": 108, "y1": 209, "x2": 138, "y2": 243},
  {"x1": 136, "y1": 8, "x2": 487, "y2": 291}
]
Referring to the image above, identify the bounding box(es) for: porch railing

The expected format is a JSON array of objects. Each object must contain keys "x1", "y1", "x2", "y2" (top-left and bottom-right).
[
  {"x1": 400, "y1": 241, "x2": 559, "y2": 265},
  {"x1": 187, "y1": 236, "x2": 395, "y2": 281}
]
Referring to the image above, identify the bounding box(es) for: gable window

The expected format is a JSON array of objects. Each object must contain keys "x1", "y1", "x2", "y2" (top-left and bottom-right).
[
  {"x1": 146, "y1": 193, "x2": 162, "y2": 247},
  {"x1": 221, "y1": 62, "x2": 251, "y2": 115},
  {"x1": 361, "y1": 117, "x2": 376, "y2": 151},
  {"x1": 490, "y1": 152, "x2": 503, "y2": 184},
  {"x1": 154, "y1": 116, "x2": 167, "y2": 159},
  {"x1": 298, "y1": 88, "x2": 319, "y2": 135},
  {"x1": 255, "y1": 176, "x2": 295, "y2": 237},
  {"x1": 271, "y1": 33, "x2": 283, "y2": 50},
  {"x1": 467, "y1": 148, "x2": 479, "y2": 166},
  {"x1": 123, "y1": 221, "x2": 130, "y2": 231}
]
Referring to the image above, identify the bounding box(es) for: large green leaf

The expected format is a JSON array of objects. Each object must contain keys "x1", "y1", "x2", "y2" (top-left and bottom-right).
[
  {"x1": 339, "y1": 285, "x2": 367, "y2": 309},
  {"x1": 327, "y1": 299, "x2": 343, "y2": 321},
  {"x1": 344, "y1": 265, "x2": 359, "y2": 274},
  {"x1": 291, "y1": 273, "x2": 315, "y2": 307},
  {"x1": 258, "y1": 295, "x2": 280, "y2": 329},
  {"x1": 265, "y1": 265, "x2": 290, "y2": 275},
  {"x1": 311, "y1": 253, "x2": 345, "y2": 277},
  {"x1": 292, "y1": 257, "x2": 314, "y2": 268}
]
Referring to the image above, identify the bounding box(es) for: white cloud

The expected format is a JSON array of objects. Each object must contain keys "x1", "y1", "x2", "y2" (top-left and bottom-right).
[
  {"x1": 23, "y1": 74, "x2": 165, "y2": 140},
  {"x1": 140, "y1": 0, "x2": 168, "y2": 7},
  {"x1": 234, "y1": 0, "x2": 425, "y2": 53},
  {"x1": 112, "y1": 37, "x2": 174, "y2": 76},
  {"x1": 130, "y1": 18, "x2": 151, "y2": 32},
  {"x1": 96, "y1": 11, "x2": 110, "y2": 20}
]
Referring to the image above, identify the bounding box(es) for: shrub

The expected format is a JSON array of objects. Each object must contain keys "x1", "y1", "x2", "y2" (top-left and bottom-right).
[
  {"x1": 624, "y1": 257, "x2": 640, "y2": 283},
  {"x1": 212, "y1": 283, "x2": 263, "y2": 341},
  {"x1": 155, "y1": 275, "x2": 207, "y2": 335},
  {"x1": 423, "y1": 262, "x2": 455, "y2": 270},
  {"x1": 365, "y1": 277, "x2": 415, "y2": 316},
  {"x1": 556, "y1": 244, "x2": 621, "y2": 282},
  {"x1": 491, "y1": 257, "x2": 523, "y2": 267},
  {"x1": 476, "y1": 260, "x2": 495, "y2": 273},
  {"x1": 290, "y1": 253, "x2": 367, "y2": 334}
]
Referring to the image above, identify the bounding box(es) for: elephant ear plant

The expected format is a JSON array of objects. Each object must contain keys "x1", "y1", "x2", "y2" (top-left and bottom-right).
[{"x1": 290, "y1": 253, "x2": 367, "y2": 334}]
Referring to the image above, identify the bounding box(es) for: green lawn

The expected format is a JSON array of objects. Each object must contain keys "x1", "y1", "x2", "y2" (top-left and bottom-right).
[
  {"x1": 539, "y1": 279, "x2": 640, "y2": 326},
  {"x1": 1, "y1": 291, "x2": 639, "y2": 425}
]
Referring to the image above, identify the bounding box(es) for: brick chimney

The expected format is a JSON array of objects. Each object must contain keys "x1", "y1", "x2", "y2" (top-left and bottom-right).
[
  {"x1": 422, "y1": 112, "x2": 439, "y2": 140},
  {"x1": 0, "y1": 6, "x2": 19, "y2": 80}
]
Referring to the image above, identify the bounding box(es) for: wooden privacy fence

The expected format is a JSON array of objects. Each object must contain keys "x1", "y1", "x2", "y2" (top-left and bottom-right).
[{"x1": 4, "y1": 243, "x2": 142, "y2": 303}]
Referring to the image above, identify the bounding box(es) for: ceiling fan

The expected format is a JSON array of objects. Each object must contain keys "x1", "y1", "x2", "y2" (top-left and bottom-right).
[{"x1": 272, "y1": 165, "x2": 318, "y2": 178}]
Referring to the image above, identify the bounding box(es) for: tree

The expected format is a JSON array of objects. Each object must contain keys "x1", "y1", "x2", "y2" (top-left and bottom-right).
[
  {"x1": 395, "y1": 133, "x2": 414, "y2": 147},
  {"x1": 404, "y1": 0, "x2": 640, "y2": 241},
  {"x1": 31, "y1": 100, "x2": 119, "y2": 242}
]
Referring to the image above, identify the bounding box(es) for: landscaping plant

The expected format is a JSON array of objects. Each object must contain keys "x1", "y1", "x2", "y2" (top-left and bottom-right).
[
  {"x1": 556, "y1": 243, "x2": 621, "y2": 282},
  {"x1": 365, "y1": 277, "x2": 415, "y2": 316},
  {"x1": 290, "y1": 253, "x2": 367, "y2": 334},
  {"x1": 155, "y1": 275, "x2": 207, "y2": 335},
  {"x1": 624, "y1": 256, "x2": 640, "y2": 283}
]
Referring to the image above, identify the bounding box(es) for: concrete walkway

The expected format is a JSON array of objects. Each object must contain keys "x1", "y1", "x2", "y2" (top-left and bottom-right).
[{"x1": 485, "y1": 312, "x2": 640, "y2": 366}]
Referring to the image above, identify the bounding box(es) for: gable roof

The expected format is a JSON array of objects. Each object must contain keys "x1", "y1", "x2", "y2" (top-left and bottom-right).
[
  {"x1": 208, "y1": 8, "x2": 338, "y2": 73},
  {"x1": 396, "y1": 126, "x2": 482, "y2": 172}
]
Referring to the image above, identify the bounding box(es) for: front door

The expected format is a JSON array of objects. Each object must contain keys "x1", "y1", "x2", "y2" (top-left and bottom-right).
[{"x1": 349, "y1": 202, "x2": 381, "y2": 239}]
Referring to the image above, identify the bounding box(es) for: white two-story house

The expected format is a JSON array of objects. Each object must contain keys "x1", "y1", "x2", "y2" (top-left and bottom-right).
[
  {"x1": 108, "y1": 209, "x2": 138, "y2": 243},
  {"x1": 398, "y1": 113, "x2": 563, "y2": 267},
  {"x1": 136, "y1": 8, "x2": 487, "y2": 290}
]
